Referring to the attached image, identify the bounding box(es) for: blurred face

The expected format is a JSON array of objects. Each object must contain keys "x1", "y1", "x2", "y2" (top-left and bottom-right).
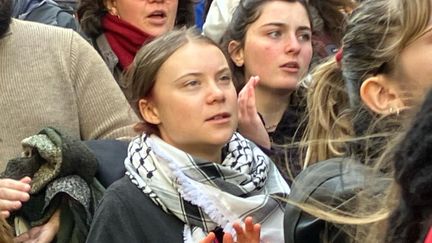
[
  {"x1": 235, "y1": 1, "x2": 312, "y2": 92},
  {"x1": 107, "y1": 0, "x2": 178, "y2": 36},
  {"x1": 392, "y1": 22, "x2": 432, "y2": 105},
  {"x1": 143, "y1": 42, "x2": 238, "y2": 161}
]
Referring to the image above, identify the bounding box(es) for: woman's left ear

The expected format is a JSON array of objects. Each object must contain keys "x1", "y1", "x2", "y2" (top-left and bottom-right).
[
  {"x1": 228, "y1": 40, "x2": 244, "y2": 67},
  {"x1": 138, "y1": 99, "x2": 161, "y2": 125},
  {"x1": 360, "y1": 74, "x2": 404, "y2": 115},
  {"x1": 104, "y1": 0, "x2": 118, "y2": 16}
]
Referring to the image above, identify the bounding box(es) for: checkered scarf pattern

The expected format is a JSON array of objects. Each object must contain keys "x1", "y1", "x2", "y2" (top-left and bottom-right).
[{"x1": 124, "y1": 133, "x2": 290, "y2": 242}]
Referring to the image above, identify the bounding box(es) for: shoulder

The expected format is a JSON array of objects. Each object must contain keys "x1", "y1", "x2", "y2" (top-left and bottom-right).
[
  {"x1": 10, "y1": 19, "x2": 74, "y2": 42},
  {"x1": 88, "y1": 176, "x2": 184, "y2": 243}
]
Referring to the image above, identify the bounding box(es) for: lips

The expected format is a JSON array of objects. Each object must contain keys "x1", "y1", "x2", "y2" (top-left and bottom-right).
[
  {"x1": 205, "y1": 112, "x2": 231, "y2": 121},
  {"x1": 147, "y1": 10, "x2": 167, "y2": 19},
  {"x1": 281, "y1": 61, "x2": 299, "y2": 69}
]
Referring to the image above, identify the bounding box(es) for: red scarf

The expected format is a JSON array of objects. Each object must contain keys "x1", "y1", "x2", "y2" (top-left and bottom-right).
[{"x1": 102, "y1": 14, "x2": 153, "y2": 70}]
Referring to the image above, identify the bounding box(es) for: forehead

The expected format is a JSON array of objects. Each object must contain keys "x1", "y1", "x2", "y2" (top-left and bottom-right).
[
  {"x1": 250, "y1": 1, "x2": 310, "y2": 28},
  {"x1": 165, "y1": 41, "x2": 226, "y2": 64},
  {"x1": 156, "y1": 41, "x2": 228, "y2": 79}
]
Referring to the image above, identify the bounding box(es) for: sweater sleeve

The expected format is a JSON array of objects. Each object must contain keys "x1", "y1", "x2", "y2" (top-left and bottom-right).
[{"x1": 68, "y1": 31, "x2": 139, "y2": 140}]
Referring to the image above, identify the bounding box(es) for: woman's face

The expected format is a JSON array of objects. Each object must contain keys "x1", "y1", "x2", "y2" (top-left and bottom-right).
[
  {"x1": 142, "y1": 42, "x2": 238, "y2": 159},
  {"x1": 235, "y1": 1, "x2": 313, "y2": 92},
  {"x1": 107, "y1": 0, "x2": 178, "y2": 36}
]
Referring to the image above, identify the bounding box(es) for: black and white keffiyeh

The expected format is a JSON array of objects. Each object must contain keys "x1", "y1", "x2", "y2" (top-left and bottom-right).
[{"x1": 124, "y1": 132, "x2": 290, "y2": 242}]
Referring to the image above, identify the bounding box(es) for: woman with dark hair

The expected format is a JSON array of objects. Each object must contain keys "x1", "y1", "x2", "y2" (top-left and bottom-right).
[
  {"x1": 222, "y1": 0, "x2": 313, "y2": 184},
  {"x1": 77, "y1": 0, "x2": 195, "y2": 100}
]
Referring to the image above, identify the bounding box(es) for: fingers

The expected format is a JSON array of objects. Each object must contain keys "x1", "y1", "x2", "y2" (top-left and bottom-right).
[
  {"x1": 0, "y1": 178, "x2": 31, "y2": 213},
  {"x1": 1, "y1": 210, "x2": 10, "y2": 218},
  {"x1": 222, "y1": 232, "x2": 234, "y2": 243},
  {"x1": 233, "y1": 217, "x2": 261, "y2": 243},
  {"x1": 244, "y1": 216, "x2": 254, "y2": 232},
  {"x1": 19, "y1": 177, "x2": 32, "y2": 184},
  {"x1": 200, "y1": 232, "x2": 216, "y2": 243},
  {"x1": 238, "y1": 76, "x2": 260, "y2": 122}
]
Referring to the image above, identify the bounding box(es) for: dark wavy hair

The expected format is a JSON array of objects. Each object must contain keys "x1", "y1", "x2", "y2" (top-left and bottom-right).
[
  {"x1": 221, "y1": 0, "x2": 312, "y2": 89},
  {"x1": 77, "y1": 0, "x2": 196, "y2": 38}
]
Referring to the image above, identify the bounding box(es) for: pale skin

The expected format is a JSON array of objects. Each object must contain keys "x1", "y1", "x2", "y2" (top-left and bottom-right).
[
  {"x1": 230, "y1": 1, "x2": 312, "y2": 147},
  {"x1": 237, "y1": 76, "x2": 271, "y2": 149},
  {"x1": 0, "y1": 177, "x2": 60, "y2": 243},
  {"x1": 200, "y1": 217, "x2": 261, "y2": 243}
]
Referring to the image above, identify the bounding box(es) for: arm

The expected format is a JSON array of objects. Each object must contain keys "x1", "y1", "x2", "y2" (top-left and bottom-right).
[{"x1": 69, "y1": 31, "x2": 139, "y2": 140}]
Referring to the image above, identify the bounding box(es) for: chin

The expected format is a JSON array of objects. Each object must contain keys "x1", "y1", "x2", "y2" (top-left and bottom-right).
[{"x1": 212, "y1": 130, "x2": 235, "y2": 146}]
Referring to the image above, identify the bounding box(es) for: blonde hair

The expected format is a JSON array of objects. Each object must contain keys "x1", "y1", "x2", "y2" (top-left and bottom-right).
[
  {"x1": 301, "y1": 0, "x2": 431, "y2": 167},
  {"x1": 290, "y1": 0, "x2": 432, "y2": 242}
]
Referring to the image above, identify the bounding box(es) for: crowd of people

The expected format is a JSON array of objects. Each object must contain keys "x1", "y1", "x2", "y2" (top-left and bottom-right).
[{"x1": 0, "y1": 0, "x2": 431, "y2": 242}]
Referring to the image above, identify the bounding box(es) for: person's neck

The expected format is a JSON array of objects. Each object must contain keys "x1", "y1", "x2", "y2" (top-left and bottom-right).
[
  {"x1": 255, "y1": 86, "x2": 292, "y2": 131},
  {"x1": 179, "y1": 143, "x2": 223, "y2": 163}
]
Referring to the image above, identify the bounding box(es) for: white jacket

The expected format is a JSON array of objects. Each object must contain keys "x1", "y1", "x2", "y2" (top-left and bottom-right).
[{"x1": 202, "y1": 0, "x2": 240, "y2": 43}]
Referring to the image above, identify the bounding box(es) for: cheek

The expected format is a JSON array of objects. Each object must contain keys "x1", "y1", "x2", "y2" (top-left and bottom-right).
[
  {"x1": 244, "y1": 41, "x2": 280, "y2": 70},
  {"x1": 301, "y1": 45, "x2": 313, "y2": 64}
]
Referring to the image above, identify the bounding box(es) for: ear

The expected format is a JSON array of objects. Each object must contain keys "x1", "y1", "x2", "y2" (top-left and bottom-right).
[
  {"x1": 360, "y1": 75, "x2": 404, "y2": 115},
  {"x1": 138, "y1": 99, "x2": 161, "y2": 125},
  {"x1": 104, "y1": 0, "x2": 118, "y2": 15},
  {"x1": 228, "y1": 40, "x2": 244, "y2": 67}
]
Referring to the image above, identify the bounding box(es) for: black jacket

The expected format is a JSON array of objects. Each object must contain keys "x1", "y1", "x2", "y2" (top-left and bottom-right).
[
  {"x1": 86, "y1": 176, "x2": 185, "y2": 243},
  {"x1": 284, "y1": 158, "x2": 391, "y2": 243}
]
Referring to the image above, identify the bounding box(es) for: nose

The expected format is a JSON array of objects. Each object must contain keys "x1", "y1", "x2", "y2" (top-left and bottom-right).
[
  {"x1": 206, "y1": 82, "x2": 226, "y2": 104},
  {"x1": 284, "y1": 34, "x2": 301, "y2": 54}
]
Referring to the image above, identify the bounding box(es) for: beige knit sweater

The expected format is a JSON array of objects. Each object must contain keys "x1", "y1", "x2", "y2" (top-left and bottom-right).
[{"x1": 0, "y1": 20, "x2": 139, "y2": 171}]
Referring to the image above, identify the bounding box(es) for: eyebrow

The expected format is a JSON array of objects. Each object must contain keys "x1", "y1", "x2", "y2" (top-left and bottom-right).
[
  {"x1": 260, "y1": 22, "x2": 311, "y2": 32},
  {"x1": 173, "y1": 67, "x2": 231, "y2": 83}
]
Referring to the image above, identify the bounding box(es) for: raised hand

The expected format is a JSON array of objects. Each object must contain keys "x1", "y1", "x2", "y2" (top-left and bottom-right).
[
  {"x1": 224, "y1": 217, "x2": 261, "y2": 243},
  {"x1": 200, "y1": 217, "x2": 261, "y2": 243},
  {"x1": 237, "y1": 76, "x2": 271, "y2": 149}
]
